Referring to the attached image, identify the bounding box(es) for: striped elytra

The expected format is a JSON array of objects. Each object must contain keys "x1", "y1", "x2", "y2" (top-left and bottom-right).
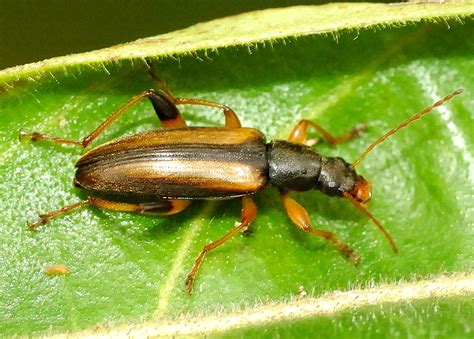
[{"x1": 74, "y1": 127, "x2": 269, "y2": 199}]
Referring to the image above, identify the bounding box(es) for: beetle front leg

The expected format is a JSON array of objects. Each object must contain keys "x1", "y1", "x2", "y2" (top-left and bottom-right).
[
  {"x1": 185, "y1": 196, "x2": 257, "y2": 294},
  {"x1": 280, "y1": 192, "x2": 360, "y2": 265},
  {"x1": 288, "y1": 120, "x2": 366, "y2": 146}
]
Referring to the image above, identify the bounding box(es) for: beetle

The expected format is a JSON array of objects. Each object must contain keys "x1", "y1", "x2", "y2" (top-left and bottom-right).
[{"x1": 20, "y1": 69, "x2": 462, "y2": 293}]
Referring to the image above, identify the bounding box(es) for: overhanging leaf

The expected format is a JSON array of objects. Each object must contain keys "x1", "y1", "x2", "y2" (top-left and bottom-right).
[
  {"x1": 1, "y1": 2, "x2": 473, "y2": 84},
  {"x1": 0, "y1": 3, "x2": 473, "y2": 337}
]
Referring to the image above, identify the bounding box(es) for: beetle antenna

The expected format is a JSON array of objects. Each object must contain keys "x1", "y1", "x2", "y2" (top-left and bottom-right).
[
  {"x1": 343, "y1": 192, "x2": 398, "y2": 253},
  {"x1": 353, "y1": 89, "x2": 463, "y2": 167}
]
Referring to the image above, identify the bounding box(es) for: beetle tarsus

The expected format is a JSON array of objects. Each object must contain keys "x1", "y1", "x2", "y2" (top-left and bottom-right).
[
  {"x1": 27, "y1": 215, "x2": 48, "y2": 231},
  {"x1": 19, "y1": 131, "x2": 40, "y2": 142},
  {"x1": 26, "y1": 201, "x2": 87, "y2": 232},
  {"x1": 339, "y1": 242, "x2": 361, "y2": 266},
  {"x1": 184, "y1": 274, "x2": 195, "y2": 295},
  {"x1": 18, "y1": 130, "x2": 82, "y2": 147},
  {"x1": 348, "y1": 123, "x2": 368, "y2": 140},
  {"x1": 330, "y1": 123, "x2": 368, "y2": 145},
  {"x1": 322, "y1": 231, "x2": 360, "y2": 265}
]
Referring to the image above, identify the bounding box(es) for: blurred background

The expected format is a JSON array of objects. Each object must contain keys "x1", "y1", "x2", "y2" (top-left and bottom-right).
[{"x1": 0, "y1": 0, "x2": 393, "y2": 69}]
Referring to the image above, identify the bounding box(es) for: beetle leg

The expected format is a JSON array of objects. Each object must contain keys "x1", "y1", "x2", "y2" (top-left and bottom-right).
[
  {"x1": 288, "y1": 120, "x2": 366, "y2": 145},
  {"x1": 81, "y1": 90, "x2": 187, "y2": 146},
  {"x1": 20, "y1": 89, "x2": 186, "y2": 148},
  {"x1": 19, "y1": 131, "x2": 83, "y2": 147},
  {"x1": 28, "y1": 198, "x2": 191, "y2": 231},
  {"x1": 27, "y1": 200, "x2": 88, "y2": 231},
  {"x1": 145, "y1": 60, "x2": 175, "y2": 99},
  {"x1": 185, "y1": 196, "x2": 257, "y2": 294},
  {"x1": 280, "y1": 192, "x2": 360, "y2": 265},
  {"x1": 88, "y1": 197, "x2": 191, "y2": 216},
  {"x1": 147, "y1": 61, "x2": 241, "y2": 128},
  {"x1": 174, "y1": 98, "x2": 242, "y2": 128},
  {"x1": 146, "y1": 61, "x2": 240, "y2": 128}
]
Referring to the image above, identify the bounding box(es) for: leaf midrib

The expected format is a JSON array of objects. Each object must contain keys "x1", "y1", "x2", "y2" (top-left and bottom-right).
[{"x1": 52, "y1": 273, "x2": 474, "y2": 337}]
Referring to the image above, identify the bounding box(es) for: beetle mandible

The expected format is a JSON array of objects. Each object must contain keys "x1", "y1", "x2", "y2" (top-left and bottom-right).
[{"x1": 20, "y1": 67, "x2": 463, "y2": 294}]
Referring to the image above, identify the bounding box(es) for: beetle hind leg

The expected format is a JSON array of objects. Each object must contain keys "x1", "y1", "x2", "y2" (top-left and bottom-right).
[
  {"x1": 27, "y1": 200, "x2": 88, "y2": 231},
  {"x1": 19, "y1": 88, "x2": 188, "y2": 150},
  {"x1": 28, "y1": 197, "x2": 191, "y2": 231},
  {"x1": 88, "y1": 197, "x2": 191, "y2": 216},
  {"x1": 146, "y1": 61, "x2": 241, "y2": 128},
  {"x1": 19, "y1": 130, "x2": 83, "y2": 147}
]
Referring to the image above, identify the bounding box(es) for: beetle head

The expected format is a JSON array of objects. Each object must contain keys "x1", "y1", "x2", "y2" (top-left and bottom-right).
[{"x1": 349, "y1": 175, "x2": 371, "y2": 205}]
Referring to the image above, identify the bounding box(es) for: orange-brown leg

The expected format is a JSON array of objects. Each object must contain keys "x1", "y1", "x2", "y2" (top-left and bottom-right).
[
  {"x1": 19, "y1": 89, "x2": 187, "y2": 148},
  {"x1": 174, "y1": 97, "x2": 242, "y2": 128},
  {"x1": 88, "y1": 197, "x2": 191, "y2": 216},
  {"x1": 146, "y1": 60, "x2": 175, "y2": 99},
  {"x1": 146, "y1": 61, "x2": 241, "y2": 128},
  {"x1": 185, "y1": 196, "x2": 257, "y2": 294},
  {"x1": 27, "y1": 200, "x2": 88, "y2": 230},
  {"x1": 27, "y1": 197, "x2": 191, "y2": 231},
  {"x1": 289, "y1": 119, "x2": 366, "y2": 145},
  {"x1": 281, "y1": 192, "x2": 360, "y2": 265}
]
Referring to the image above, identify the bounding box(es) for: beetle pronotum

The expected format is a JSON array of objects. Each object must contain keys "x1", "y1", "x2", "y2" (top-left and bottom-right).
[{"x1": 20, "y1": 67, "x2": 463, "y2": 293}]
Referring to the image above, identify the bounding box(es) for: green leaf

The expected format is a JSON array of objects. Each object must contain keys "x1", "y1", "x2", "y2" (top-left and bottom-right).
[{"x1": 1, "y1": 3, "x2": 473, "y2": 337}]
